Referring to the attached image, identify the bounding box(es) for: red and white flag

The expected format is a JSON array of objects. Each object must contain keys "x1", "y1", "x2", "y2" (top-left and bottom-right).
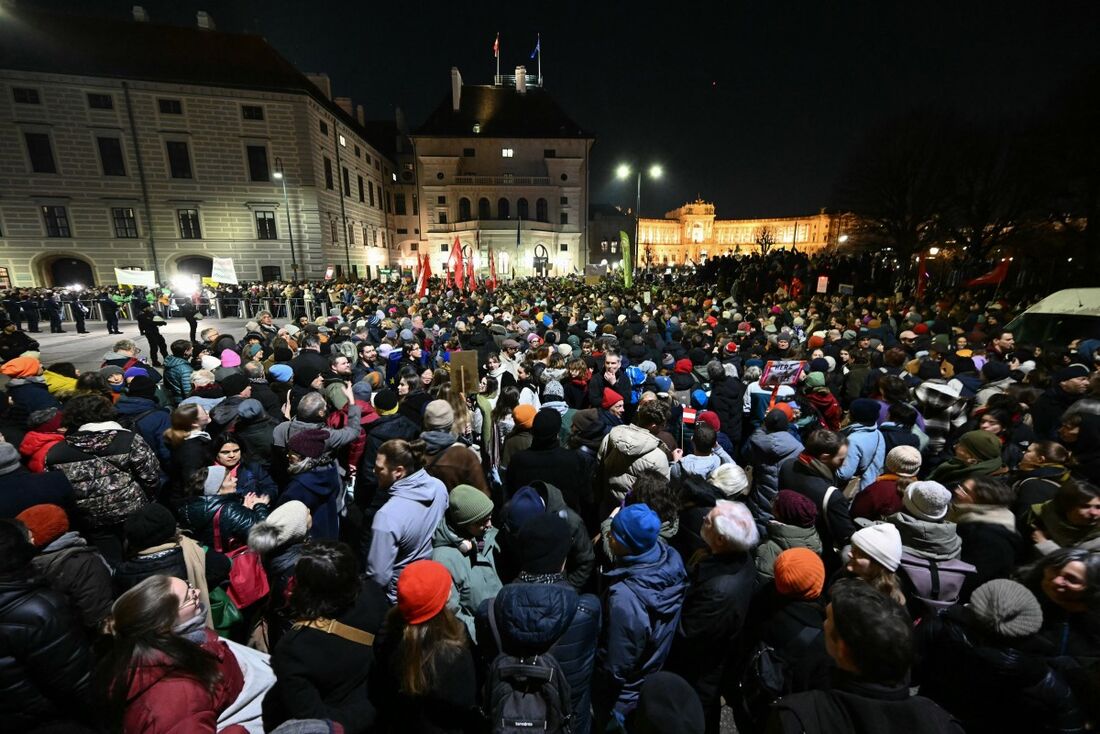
[
  {"x1": 416, "y1": 254, "x2": 431, "y2": 298},
  {"x1": 682, "y1": 407, "x2": 697, "y2": 425},
  {"x1": 488, "y1": 248, "x2": 498, "y2": 290},
  {"x1": 448, "y1": 236, "x2": 464, "y2": 293},
  {"x1": 493, "y1": 32, "x2": 500, "y2": 58}
]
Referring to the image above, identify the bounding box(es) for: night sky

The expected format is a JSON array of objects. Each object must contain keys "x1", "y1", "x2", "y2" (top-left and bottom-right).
[{"x1": 27, "y1": 0, "x2": 1100, "y2": 218}]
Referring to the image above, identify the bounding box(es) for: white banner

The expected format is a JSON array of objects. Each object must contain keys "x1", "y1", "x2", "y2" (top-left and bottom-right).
[
  {"x1": 114, "y1": 268, "x2": 157, "y2": 287},
  {"x1": 211, "y1": 257, "x2": 238, "y2": 285}
]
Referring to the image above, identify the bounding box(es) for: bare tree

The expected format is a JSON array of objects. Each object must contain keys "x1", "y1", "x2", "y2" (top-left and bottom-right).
[{"x1": 754, "y1": 226, "x2": 776, "y2": 257}]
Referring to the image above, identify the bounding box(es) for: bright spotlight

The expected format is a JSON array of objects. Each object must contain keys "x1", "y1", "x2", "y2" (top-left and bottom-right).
[
  {"x1": 615, "y1": 164, "x2": 631, "y2": 180},
  {"x1": 648, "y1": 164, "x2": 663, "y2": 179}
]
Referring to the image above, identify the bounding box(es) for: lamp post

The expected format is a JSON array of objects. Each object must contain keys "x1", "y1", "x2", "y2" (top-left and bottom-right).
[
  {"x1": 615, "y1": 163, "x2": 663, "y2": 283},
  {"x1": 273, "y1": 157, "x2": 298, "y2": 281}
]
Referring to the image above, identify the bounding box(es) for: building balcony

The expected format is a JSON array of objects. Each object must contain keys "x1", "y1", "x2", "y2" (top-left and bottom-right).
[
  {"x1": 426, "y1": 218, "x2": 575, "y2": 235},
  {"x1": 452, "y1": 175, "x2": 550, "y2": 186}
]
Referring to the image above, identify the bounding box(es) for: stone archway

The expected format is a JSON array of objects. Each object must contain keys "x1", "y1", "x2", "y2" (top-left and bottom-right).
[
  {"x1": 176, "y1": 255, "x2": 213, "y2": 278},
  {"x1": 38, "y1": 253, "x2": 95, "y2": 287}
]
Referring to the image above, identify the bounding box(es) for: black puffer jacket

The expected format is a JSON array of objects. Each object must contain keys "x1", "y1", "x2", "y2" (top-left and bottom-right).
[
  {"x1": 176, "y1": 493, "x2": 271, "y2": 549},
  {"x1": 29, "y1": 532, "x2": 114, "y2": 631},
  {"x1": 477, "y1": 581, "x2": 602, "y2": 734},
  {"x1": 915, "y1": 605, "x2": 1084, "y2": 734},
  {"x1": 0, "y1": 575, "x2": 92, "y2": 730},
  {"x1": 707, "y1": 372, "x2": 746, "y2": 448},
  {"x1": 113, "y1": 544, "x2": 189, "y2": 593}
]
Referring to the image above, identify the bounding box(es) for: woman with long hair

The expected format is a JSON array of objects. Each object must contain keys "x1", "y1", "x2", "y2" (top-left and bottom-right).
[
  {"x1": 212, "y1": 433, "x2": 278, "y2": 500},
  {"x1": 96, "y1": 574, "x2": 258, "y2": 732},
  {"x1": 1029, "y1": 479, "x2": 1100, "y2": 555},
  {"x1": 488, "y1": 386, "x2": 520, "y2": 471},
  {"x1": 1012, "y1": 440, "x2": 1071, "y2": 524},
  {"x1": 840, "y1": 523, "x2": 907, "y2": 606},
  {"x1": 374, "y1": 559, "x2": 481, "y2": 733},
  {"x1": 164, "y1": 403, "x2": 214, "y2": 504}
]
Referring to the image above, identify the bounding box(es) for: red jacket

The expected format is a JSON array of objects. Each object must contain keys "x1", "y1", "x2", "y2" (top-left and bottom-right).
[
  {"x1": 805, "y1": 390, "x2": 843, "y2": 431},
  {"x1": 123, "y1": 629, "x2": 247, "y2": 734},
  {"x1": 849, "y1": 476, "x2": 905, "y2": 522},
  {"x1": 19, "y1": 430, "x2": 65, "y2": 473}
]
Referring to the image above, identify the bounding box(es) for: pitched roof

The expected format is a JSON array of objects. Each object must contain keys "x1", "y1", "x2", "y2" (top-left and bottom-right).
[
  {"x1": 415, "y1": 84, "x2": 591, "y2": 139},
  {"x1": 0, "y1": 7, "x2": 380, "y2": 152}
]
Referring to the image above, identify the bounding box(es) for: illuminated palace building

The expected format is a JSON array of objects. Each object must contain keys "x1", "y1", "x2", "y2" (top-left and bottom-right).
[{"x1": 633, "y1": 201, "x2": 842, "y2": 267}]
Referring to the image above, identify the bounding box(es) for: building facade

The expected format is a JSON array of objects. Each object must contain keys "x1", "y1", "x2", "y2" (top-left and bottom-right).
[
  {"x1": 0, "y1": 7, "x2": 395, "y2": 287},
  {"x1": 406, "y1": 67, "x2": 594, "y2": 279},
  {"x1": 634, "y1": 201, "x2": 842, "y2": 267}
]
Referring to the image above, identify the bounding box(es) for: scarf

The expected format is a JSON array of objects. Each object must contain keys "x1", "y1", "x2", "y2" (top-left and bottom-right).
[
  {"x1": 1036, "y1": 500, "x2": 1100, "y2": 550},
  {"x1": 173, "y1": 605, "x2": 208, "y2": 644},
  {"x1": 797, "y1": 452, "x2": 836, "y2": 483},
  {"x1": 949, "y1": 503, "x2": 1018, "y2": 533},
  {"x1": 928, "y1": 455, "x2": 1003, "y2": 485}
]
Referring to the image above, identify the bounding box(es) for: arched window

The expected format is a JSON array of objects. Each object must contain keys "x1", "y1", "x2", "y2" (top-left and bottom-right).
[
  {"x1": 497, "y1": 198, "x2": 510, "y2": 219},
  {"x1": 517, "y1": 198, "x2": 529, "y2": 220},
  {"x1": 458, "y1": 197, "x2": 471, "y2": 221},
  {"x1": 536, "y1": 198, "x2": 548, "y2": 222},
  {"x1": 478, "y1": 197, "x2": 491, "y2": 220}
]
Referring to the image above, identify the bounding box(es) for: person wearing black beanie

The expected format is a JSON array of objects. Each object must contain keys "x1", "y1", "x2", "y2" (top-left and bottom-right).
[{"x1": 628, "y1": 672, "x2": 705, "y2": 734}]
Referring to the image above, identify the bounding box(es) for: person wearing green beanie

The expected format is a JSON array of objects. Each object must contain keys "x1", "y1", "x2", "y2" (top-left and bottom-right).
[
  {"x1": 928, "y1": 429, "x2": 1006, "y2": 485},
  {"x1": 431, "y1": 484, "x2": 501, "y2": 641}
]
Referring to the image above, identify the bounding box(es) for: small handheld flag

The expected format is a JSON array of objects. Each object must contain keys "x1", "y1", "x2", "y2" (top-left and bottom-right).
[{"x1": 682, "y1": 407, "x2": 697, "y2": 425}]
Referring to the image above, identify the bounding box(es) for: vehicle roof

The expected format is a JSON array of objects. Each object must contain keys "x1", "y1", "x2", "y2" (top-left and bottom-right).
[{"x1": 1021, "y1": 289, "x2": 1100, "y2": 316}]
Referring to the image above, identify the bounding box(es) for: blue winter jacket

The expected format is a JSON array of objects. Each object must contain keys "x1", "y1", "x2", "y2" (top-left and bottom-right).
[
  {"x1": 478, "y1": 581, "x2": 602, "y2": 734},
  {"x1": 837, "y1": 423, "x2": 886, "y2": 492},
  {"x1": 114, "y1": 395, "x2": 172, "y2": 464},
  {"x1": 597, "y1": 540, "x2": 688, "y2": 716},
  {"x1": 281, "y1": 462, "x2": 342, "y2": 541}
]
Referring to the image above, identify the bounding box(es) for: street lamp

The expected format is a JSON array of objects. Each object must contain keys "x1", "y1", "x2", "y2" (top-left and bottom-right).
[
  {"x1": 616, "y1": 162, "x2": 664, "y2": 278},
  {"x1": 273, "y1": 157, "x2": 299, "y2": 281}
]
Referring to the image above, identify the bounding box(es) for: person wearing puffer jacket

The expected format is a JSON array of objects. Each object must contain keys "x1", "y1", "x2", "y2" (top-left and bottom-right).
[
  {"x1": 18, "y1": 407, "x2": 65, "y2": 473},
  {"x1": 432, "y1": 484, "x2": 501, "y2": 641},
  {"x1": 247, "y1": 500, "x2": 311, "y2": 647},
  {"x1": 597, "y1": 420, "x2": 671, "y2": 514},
  {"x1": 476, "y1": 513, "x2": 601, "y2": 734},
  {"x1": 837, "y1": 398, "x2": 887, "y2": 493},
  {"x1": 176, "y1": 464, "x2": 271, "y2": 550},
  {"x1": 746, "y1": 408, "x2": 804, "y2": 523},
  {"x1": 500, "y1": 480, "x2": 596, "y2": 590}
]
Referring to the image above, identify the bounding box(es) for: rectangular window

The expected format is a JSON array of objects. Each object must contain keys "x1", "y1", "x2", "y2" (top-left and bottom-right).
[
  {"x1": 560, "y1": 196, "x2": 568, "y2": 205},
  {"x1": 410, "y1": 242, "x2": 419, "y2": 251},
  {"x1": 166, "y1": 141, "x2": 192, "y2": 179},
  {"x1": 334, "y1": 264, "x2": 342, "y2": 278},
  {"x1": 97, "y1": 137, "x2": 126, "y2": 176},
  {"x1": 354, "y1": 145, "x2": 361, "y2": 158},
  {"x1": 177, "y1": 209, "x2": 201, "y2": 239},
  {"x1": 412, "y1": 195, "x2": 418, "y2": 215},
  {"x1": 368, "y1": 180, "x2": 375, "y2": 207},
  {"x1": 463, "y1": 147, "x2": 475, "y2": 157},
  {"x1": 87, "y1": 93, "x2": 113, "y2": 110},
  {"x1": 357, "y1": 175, "x2": 365, "y2": 202},
  {"x1": 342, "y1": 167, "x2": 350, "y2": 196},
  {"x1": 438, "y1": 211, "x2": 448, "y2": 224},
  {"x1": 440, "y1": 244, "x2": 449, "y2": 253},
  {"x1": 24, "y1": 132, "x2": 57, "y2": 173},
  {"x1": 374, "y1": 159, "x2": 380, "y2": 170},
  {"x1": 13, "y1": 87, "x2": 40, "y2": 104},
  {"x1": 437, "y1": 195, "x2": 446, "y2": 205},
  {"x1": 246, "y1": 145, "x2": 269, "y2": 182},
  {"x1": 560, "y1": 212, "x2": 569, "y2": 225},
  {"x1": 544, "y1": 149, "x2": 557, "y2": 158},
  {"x1": 386, "y1": 193, "x2": 392, "y2": 214},
  {"x1": 394, "y1": 193, "x2": 407, "y2": 215},
  {"x1": 362, "y1": 224, "x2": 369, "y2": 246},
  {"x1": 112, "y1": 207, "x2": 139, "y2": 238},
  {"x1": 319, "y1": 120, "x2": 328, "y2": 135},
  {"x1": 397, "y1": 228, "x2": 408, "y2": 235},
  {"x1": 365, "y1": 154, "x2": 372, "y2": 166},
  {"x1": 255, "y1": 211, "x2": 277, "y2": 240},
  {"x1": 347, "y1": 222, "x2": 355, "y2": 244},
  {"x1": 330, "y1": 220, "x2": 338, "y2": 243},
  {"x1": 158, "y1": 98, "x2": 182, "y2": 114},
  {"x1": 323, "y1": 156, "x2": 333, "y2": 189},
  {"x1": 242, "y1": 105, "x2": 264, "y2": 120},
  {"x1": 261, "y1": 265, "x2": 282, "y2": 281},
  {"x1": 501, "y1": 148, "x2": 514, "y2": 158},
  {"x1": 560, "y1": 243, "x2": 569, "y2": 252},
  {"x1": 42, "y1": 206, "x2": 71, "y2": 237},
  {"x1": 339, "y1": 134, "x2": 346, "y2": 147}
]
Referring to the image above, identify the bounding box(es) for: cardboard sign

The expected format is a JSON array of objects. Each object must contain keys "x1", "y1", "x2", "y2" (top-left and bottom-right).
[
  {"x1": 324, "y1": 265, "x2": 335, "y2": 281},
  {"x1": 838, "y1": 283, "x2": 854, "y2": 295},
  {"x1": 643, "y1": 291, "x2": 652, "y2": 305},
  {"x1": 760, "y1": 360, "x2": 805, "y2": 387},
  {"x1": 816, "y1": 276, "x2": 829, "y2": 294},
  {"x1": 449, "y1": 350, "x2": 481, "y2": 396}
]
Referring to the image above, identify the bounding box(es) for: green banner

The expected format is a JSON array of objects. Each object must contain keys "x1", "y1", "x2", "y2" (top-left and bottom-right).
[{"x1": 620, "y1": 230, "x2": 633, "y2": 288}]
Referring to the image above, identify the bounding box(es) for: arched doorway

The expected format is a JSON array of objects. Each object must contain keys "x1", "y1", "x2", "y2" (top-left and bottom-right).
[
  {"x1": 532, "y1": 244, "x2": 549, "y2": 276},
  {"x1": 47, "y1": 256, "x2": 95, "y2": 287},
  {"x1": 177, "y1": 255, "x2": 213, "y2": 278}
]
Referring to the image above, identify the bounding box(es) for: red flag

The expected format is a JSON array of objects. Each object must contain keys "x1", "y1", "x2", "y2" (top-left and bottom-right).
[
  {"x1": 448, "y1": 236, "x2": 464, "y2": 293},
  {"x1": 416, "y1": 254, "x2": 431, "y2": 298},
  {"x1": 493, "y1": 32, "x2": 500, "y2": 58},
  {"x1": 467, "y1": 252, "x2": 478, "y2": 292},
  {"x1": 964, "y1": 259, "x2": 1010, "y2": 288},
  {"x1": 488, "y1": 248, "x2": 498, "y2": 290},
  {"x1": 916, "y1": 252, "x2": 928, "y2": 299}
]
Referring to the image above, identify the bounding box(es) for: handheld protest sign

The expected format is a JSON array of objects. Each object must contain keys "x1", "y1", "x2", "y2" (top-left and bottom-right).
[
  {"x1": 760, "y1": 360, "x2": 805, "y2": 387},
  {"x1": 449, "y1": 350, "x2": 481, "y2": 396}
]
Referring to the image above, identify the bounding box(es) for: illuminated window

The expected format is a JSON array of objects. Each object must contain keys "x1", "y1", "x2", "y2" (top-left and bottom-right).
[{"x1": 501, "y1": 148, "x2": 514, "y2": 158}]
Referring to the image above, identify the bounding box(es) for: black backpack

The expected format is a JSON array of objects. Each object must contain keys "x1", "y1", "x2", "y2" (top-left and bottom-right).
[
  {"x1": 735, "y1": 626, "x2": 822, "y2": 731},
  {"x1": 485, "y1": 597, "x2": 573, "y2": 734},
  {"x1": 116, "y1": 407, "x2": 159, "y2": 432}
]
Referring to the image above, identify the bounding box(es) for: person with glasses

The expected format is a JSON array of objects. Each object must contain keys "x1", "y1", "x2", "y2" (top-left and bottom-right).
[{"x1": 98, "y1": 574, "x2": 270, "y2": 733}]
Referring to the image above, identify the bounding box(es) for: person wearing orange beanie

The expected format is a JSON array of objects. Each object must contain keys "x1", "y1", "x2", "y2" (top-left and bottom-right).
[
  {"x1": 774, "y1": 547, "x2": 826, "y2": 600},
  {"x1": 502, "y1": 404, "x2": 538, "y2": 468}
]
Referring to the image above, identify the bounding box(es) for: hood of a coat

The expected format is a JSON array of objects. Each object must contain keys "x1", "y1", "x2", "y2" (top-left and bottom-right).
[
  {"x1": 605, "y1": 541, "x2": 687, "y2": 616},
  {"x1": 750, "y1": 428, "x2": 804, "y2": 460},
  {"x1": 888, "y1": 511, "x2": 962, "y2": 560},
  {"x1": 124, "y1": 630, "x2": 223, "y2": 701},
  {"x1": 421, "y1": 430, "x2": 457, "y2": 455},
  {"x1": 19, "y1": 430, "x2": 64, "y2": 456},
  {"x1": 607, "y1": 424, "x2": 661, "y2": 458},
  {"x1": 115, "y1": 396, "x2": 160, "y2": 414},
  {"x1": 64, "y1": 427, "x2": 126, "y2": 454},
  {"x1": 492, "y1": 582, "x2": 578, "y2": 655},
  {"x1": 390, "y1": 468, "x2": 446, "y2": 503}
]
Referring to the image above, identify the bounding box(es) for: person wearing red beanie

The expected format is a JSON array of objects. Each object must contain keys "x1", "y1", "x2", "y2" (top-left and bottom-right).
[{"x1": 376, "y1": 559, "x2": 480, "y2": 730}]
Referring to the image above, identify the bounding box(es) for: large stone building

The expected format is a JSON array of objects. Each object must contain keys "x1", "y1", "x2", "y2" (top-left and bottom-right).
[
  {"x1": 405, "y1": 67, "x2": 594, "y2": 279},
  {"x1": 633, "y1": 201, "x2": 843, "y2": 267},
  {"x1": 0, "y1": 6, "x2": 395, "y2": 287}
]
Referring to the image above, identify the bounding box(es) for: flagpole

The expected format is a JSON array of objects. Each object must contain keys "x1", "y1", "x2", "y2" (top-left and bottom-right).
[
  {"x1": 495, "y1": 32, "x2": 500, "y2": 79},
  {"x1": 537, "y1": 34, "x2": 542, "y2": 83}
]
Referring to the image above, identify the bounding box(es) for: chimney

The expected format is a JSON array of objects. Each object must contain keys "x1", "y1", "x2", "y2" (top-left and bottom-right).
[
  {"x1": 132, "y1": 5, "x2": 149, "y2": 22},
  {"x1": 305, "y1": 73, "x2": 332, "y2": 100},
  {"x1": 356, "y1": 104, "x2": 366, "y2": 126},
  {"x1": 451, "y1": 67, "x2": 462, "y2": 111},
  {"x1": 515, "y1": 66, "x2": 527, "y2": 94},
  {"x1": 335, "y1": 96, "x2": 354, "y2": 117},
  {"x1": 196, "y1": 10, "x2": 215, "y2": 30}
]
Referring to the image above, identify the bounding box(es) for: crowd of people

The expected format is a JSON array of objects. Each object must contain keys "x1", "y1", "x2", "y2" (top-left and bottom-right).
[{"x1": 1, "y1": 260, "x2": 1099, "y2": 734}]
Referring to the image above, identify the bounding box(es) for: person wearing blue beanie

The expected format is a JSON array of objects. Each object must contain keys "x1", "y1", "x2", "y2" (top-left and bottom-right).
[{"x1": 597, "y1": 502, "x2": 688, "y2": 725}]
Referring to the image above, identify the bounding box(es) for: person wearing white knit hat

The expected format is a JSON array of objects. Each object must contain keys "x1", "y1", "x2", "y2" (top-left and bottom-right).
[
  {"x1": 846, "y1": 523, "x2": 907, "y2": 606},
  {"x1": 902, "y1": 481, "x2": 952, "y2": 522}
]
